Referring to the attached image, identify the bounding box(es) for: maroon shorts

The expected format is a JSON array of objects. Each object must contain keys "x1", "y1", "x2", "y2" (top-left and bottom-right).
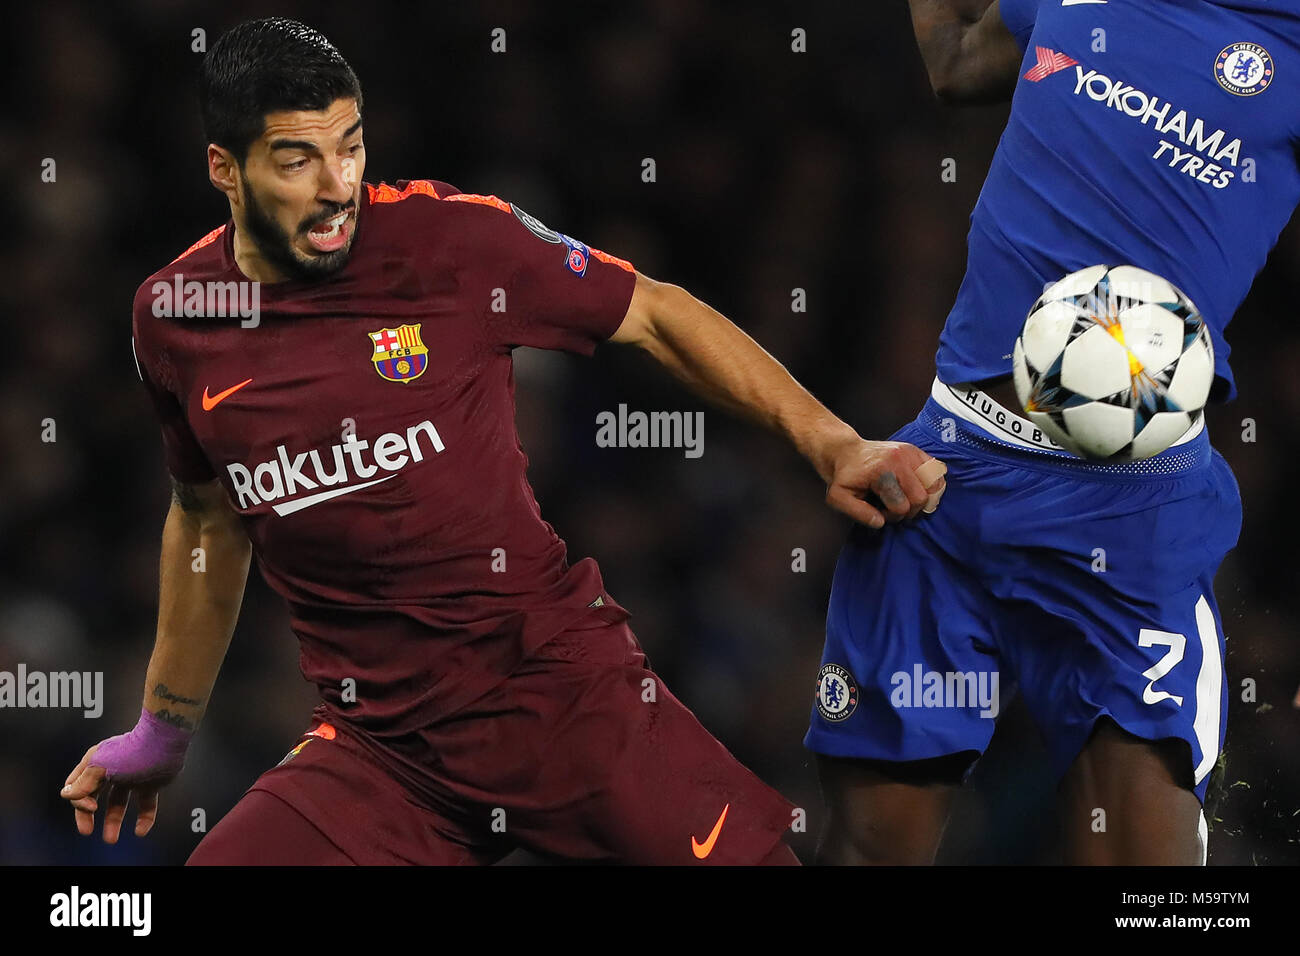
[{"x1": 188, "y1": 609, "x2": 796, "y2": 864}]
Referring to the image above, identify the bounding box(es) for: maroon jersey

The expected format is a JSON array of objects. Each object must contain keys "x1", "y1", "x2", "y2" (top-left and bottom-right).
[{"x1": 131, "y1": 180, "x2": 637, "y2": 733}]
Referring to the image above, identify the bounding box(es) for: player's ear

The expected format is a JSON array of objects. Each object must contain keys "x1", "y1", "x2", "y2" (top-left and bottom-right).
[{"x1": 207, "y1": 144, "x2": 240, "y2": 204}]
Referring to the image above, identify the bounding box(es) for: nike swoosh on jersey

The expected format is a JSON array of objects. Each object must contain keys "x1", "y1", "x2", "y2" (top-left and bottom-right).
[
  {"x1": 691, "y1": 803, "x2": 730, "y2": 860},
  {"x1": 201, "y1": 378, "x2": 254, "y2": 410},
  {"x1": 271, "y1": 474, "x2": 397, "y2": 516},
  {"x1": 1061, "y1": 0, "x2": 1107, "y2": 6}
]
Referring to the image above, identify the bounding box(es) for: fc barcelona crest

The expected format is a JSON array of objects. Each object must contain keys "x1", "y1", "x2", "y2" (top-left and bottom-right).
[{"x1": 368, "y1": 323, "x2": 428, "y2": 383}]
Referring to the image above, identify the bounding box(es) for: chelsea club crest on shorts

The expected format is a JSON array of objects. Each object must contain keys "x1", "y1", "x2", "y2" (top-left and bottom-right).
[
  {"x1": 815, "y1": 664, "x2": 858, "y2": 722},
  {"x1": 1214, "y1": 42, "x2": 1273, "y2": 96}
]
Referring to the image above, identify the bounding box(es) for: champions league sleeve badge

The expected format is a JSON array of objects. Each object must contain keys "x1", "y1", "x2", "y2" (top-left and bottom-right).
[
  {"x1": 1215, "y1": 42, "x2": 1273, "y2": 96},
  {"x1": 511, "y1": 203, "x2": 563, "y2": 243},
  {"x1": 508, "y1": 202, "x2": 594, "y2": 276},
  {"x1": 559, "y1": 234, "x2": 590, "y2": 276},
  {"x1": 815, "y1": 663, "x2": 858, "y2": 722}
]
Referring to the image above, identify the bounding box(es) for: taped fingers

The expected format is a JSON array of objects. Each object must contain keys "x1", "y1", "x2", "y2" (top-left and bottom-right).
[{"x1": 915, "y1": 458, "x2": 948, "y2": 514}]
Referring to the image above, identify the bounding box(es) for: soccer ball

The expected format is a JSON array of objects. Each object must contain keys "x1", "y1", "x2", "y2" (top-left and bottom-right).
[{"x1": 1011, "y1": 264, "x2": 1214, "y2": 461}]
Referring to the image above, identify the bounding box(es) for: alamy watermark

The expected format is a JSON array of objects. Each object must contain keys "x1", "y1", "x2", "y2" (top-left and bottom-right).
[
  {"x1": 0, "y1": 664, "x2": 102, "y2": 717},
  {"x1": 152, "y1": 274, "x2": 261, "y2": 327},
  {"x1": 890, "y1": 665, "x2": 1000, "y2": 719},
  {"x1": 49, "y1": 886, "x2": 150, "y2": 936},
  {"x1": 596, "y1": 405, "x2": 703, "y2": 459}
]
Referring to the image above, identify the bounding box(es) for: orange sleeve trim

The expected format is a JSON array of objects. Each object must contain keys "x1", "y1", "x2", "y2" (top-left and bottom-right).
[
  {"x1": 308, "y1": 722, "x2": 336, "y2": 740},
  {"x1": 170, "y1": 224, "x2": 227, "y2": 264},
  {"x1": 443, "y1": 193, "x2": 635, "y2": 272},
  {"x1": 591, "y1": 247, "x2": 634, "y2": 274},
  {"x1": 429, "y1": 189, "x2": 635, "y2": 273},
  {"x1": 442, "y1": 192, "x2": 513, "y2": 214},
  {"x1": 367, "y1": 180, "x2": 443, "y2": 204}
]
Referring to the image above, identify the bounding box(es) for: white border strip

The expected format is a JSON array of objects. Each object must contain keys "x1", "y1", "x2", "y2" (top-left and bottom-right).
[{"x1": 1191, "y1": 594, "x2": 1224, "y2": 787}]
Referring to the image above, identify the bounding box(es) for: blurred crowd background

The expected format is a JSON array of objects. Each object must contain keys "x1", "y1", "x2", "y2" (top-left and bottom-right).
[{"x1": 2, "y1": 0, "x2": 1296, "y2": 865}]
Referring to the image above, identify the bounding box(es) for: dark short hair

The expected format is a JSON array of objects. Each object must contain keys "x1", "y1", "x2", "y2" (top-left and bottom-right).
[{"x1": 199, "y1": 17, "x2": 363, "y2": 162}]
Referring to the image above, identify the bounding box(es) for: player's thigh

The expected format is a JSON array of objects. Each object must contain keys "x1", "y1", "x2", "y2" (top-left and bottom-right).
[
  {"x1": 187, "y1": 788, "x2": 354, "y2": 865},
  {"x1": 805, "y1": 430, "x2": 1004, "y2": 778},
  {"x1": 1059, "y1": 716, "x2": 1207, "y2": 865},
  {"x1": 193, "y1": 717, "x2": 500, "y2": 866},
  {"x1": 815, "y1": 752, "x2": 970, "y2": 866},
  {"x1": 986, "y1": 448, "x2": 1239, "y2": 858},
  {"x1": 990, "y1": 485, "x2": 1236, "y2": 806},
  {"x1": 445, "y1": 614, "x2": 798, "y2": 865},
  {"x1": 1002, "y1": 581, "x2": 1229, "y2": 809}
]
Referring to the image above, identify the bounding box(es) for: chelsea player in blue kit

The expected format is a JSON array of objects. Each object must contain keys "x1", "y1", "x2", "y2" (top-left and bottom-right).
[{"x1": 808, "y1": 0, "x2": 1300, "y2": 865}]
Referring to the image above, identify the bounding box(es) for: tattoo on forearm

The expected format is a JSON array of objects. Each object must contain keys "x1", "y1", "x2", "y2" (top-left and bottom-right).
[
  {"x1": 153, "y1": 683, "x2": 203, "y2": 707},
  {"x1": 152, "y1": 709, "x2": 198, "y2": 733},
  {"x1": 171, "y1": 478, "x2": 203, "y2": 512}
]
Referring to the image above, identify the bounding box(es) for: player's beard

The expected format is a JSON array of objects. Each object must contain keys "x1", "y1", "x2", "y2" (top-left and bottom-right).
[{"x1": 239, "y1": 169, "x2": 357, "y2": 282}]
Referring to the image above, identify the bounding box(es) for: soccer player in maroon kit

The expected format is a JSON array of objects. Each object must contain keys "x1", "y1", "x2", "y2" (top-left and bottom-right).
[{"x1": 60, "y1": 18, "x2": 945, "y2": 864}]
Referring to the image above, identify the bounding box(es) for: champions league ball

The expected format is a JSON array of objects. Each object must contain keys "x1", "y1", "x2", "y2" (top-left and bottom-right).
[{"x1": 1011, "y1": 264, "x2": 1215, "y2": 461}]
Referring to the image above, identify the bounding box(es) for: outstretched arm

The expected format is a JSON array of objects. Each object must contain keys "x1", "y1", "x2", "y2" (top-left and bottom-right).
[
  {"x1": 611, "y1": 273, "x2": 947, "y2": 528},
  {"x1": 61, "y1": 477, "x2": 251, "y2": 842},
  {"x1": 907, "y1": 0, "x2": 1024, "y2": 104}
]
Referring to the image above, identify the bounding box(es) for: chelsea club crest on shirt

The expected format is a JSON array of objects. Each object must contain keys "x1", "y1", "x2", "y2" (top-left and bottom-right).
[
  {"x1": 369, "y1": 323, "x2": 429, "y2": 383},
  {"x1": 1214, "y1": 42, "x2": 1273, "y2": 96},
  {"x1": 816, "y1": 663, "x2": 858, "y2": 722}
]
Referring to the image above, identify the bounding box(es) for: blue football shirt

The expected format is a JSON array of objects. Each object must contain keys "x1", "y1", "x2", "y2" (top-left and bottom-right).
[{"x1": 937, "y1": 0, "x2": 1300, "y2": 401}]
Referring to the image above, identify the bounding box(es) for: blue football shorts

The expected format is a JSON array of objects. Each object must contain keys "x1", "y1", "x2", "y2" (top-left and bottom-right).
[{"x1": 805, "y1": 378, "x2": 1242, "y2": 805}]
